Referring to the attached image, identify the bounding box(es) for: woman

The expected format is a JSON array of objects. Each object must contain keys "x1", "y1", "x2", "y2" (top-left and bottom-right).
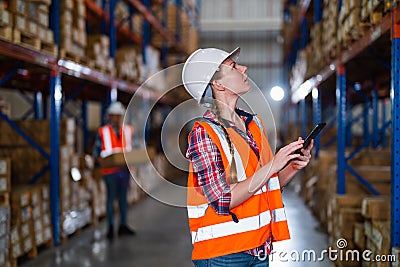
[{"x1": 182, "y1": 47, "x2": 313, "y2": 267}]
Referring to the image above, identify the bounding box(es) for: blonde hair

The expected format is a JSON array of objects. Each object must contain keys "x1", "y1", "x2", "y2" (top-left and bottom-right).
[{"x1": 210, "y1": 71, "x2": 238, "y2": 184}]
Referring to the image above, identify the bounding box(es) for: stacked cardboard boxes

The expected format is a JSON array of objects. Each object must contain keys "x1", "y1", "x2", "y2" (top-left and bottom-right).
[
  {"x1": 85, "y1": 34, "x2": 115, "y2": 75},
  {"x1": 10, "y1": 186, "x2": 36, "y2": 263},
  {"x1": 7, "y1": 0, "x2": 56, "y2": 55},
  {"x1": 0, "y1": 205, "x2": 10, "y2": 267},
  {"x1": 60, "y1": 0, "x2": 87, "y2": 61},
  {"x1": 321, "y1": 0, "x2": 338, "y2": 61},
  {"x1": 115, "y1": 46, "x2": 140, "y2": 83}
]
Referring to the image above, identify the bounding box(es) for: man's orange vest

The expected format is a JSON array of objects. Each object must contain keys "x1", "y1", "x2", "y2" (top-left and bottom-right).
[
  {"x1": 99, "y1": 124, "x2": 134, "y2": 175},
  {"x1": 187, "y1": 116, "x2": 290, "y2": 260}
]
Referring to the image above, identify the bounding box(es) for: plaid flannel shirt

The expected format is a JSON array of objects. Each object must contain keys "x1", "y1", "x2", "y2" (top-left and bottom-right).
[{"x1": 186, "y1": 109, "x2": 273, "y2": 256}]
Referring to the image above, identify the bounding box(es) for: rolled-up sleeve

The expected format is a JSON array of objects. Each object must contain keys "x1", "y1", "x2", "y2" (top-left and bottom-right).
[{"x1": 186, "y1": 125, "x2": 231, "y2": 216}]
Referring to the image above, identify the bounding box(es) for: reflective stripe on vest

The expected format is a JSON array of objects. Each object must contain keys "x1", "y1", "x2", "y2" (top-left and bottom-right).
[
  {"x1": 100, "y1": 125, "x2": 133, "y2": 158},
  {"x1": 187, "y1": 117, "x2": 290, "y2": 260},
  {"x1": 191, "y1": 208, "x2": 287, "y2": 243}
]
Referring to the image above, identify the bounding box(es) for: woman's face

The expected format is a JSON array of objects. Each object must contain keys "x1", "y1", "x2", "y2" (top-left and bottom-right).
[{"x1": 217, "y1": 58, "x2": 250, "y2": 95}]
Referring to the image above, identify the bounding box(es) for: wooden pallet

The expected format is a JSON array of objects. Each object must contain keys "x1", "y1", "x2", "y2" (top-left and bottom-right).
[
  {"x1": 60, "y1": 49, "x2": 94, "y2": 68},
  {"x1": 13, "y1": 30, "x2": 41, "y2": 51},
  {"x1": 41, "y1": 43, "x2": 57, "y2": 56}
]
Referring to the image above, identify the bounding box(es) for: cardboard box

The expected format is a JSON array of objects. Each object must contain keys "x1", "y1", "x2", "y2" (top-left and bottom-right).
[
  {"x1": 102, "y1": 148, "x2": 155, "y2": 168},
  {"x1": 361, "y1": 196, "x2": 390, "y2": 220}
]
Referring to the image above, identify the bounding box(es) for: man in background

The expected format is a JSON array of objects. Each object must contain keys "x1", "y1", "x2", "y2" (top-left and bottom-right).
[{"x1": 93, "y1": 101, "x2": 136, "y2": 240}]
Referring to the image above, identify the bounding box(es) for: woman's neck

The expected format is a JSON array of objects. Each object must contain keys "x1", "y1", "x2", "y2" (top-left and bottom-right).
[{"x1": 213, "y1": 97, "x2": 246, "y2": 131}]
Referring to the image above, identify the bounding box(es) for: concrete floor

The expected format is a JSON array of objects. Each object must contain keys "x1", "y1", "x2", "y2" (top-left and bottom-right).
[{"x1": 21, "y1": 183, "x2": 333, "y2": 267}]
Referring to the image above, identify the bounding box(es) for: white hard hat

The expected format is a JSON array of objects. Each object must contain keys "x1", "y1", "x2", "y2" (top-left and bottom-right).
[
  {"x1": 107, "y1": 101, "x2": 126, "y2": 115},
  {"x1": 182, "y1": 47, "x2": 240, "y2": 104}
]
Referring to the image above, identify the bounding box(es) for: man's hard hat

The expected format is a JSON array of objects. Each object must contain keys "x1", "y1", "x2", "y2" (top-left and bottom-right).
[
  {"x1": 107, "y1": 101, "x2": 126, "y2": 115},
  {"x1": 182, "y1": 47, "x2": 240, "y2": 104}
]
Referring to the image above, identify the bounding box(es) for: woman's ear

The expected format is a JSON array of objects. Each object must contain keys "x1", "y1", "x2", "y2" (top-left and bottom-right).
[{"x1": 212, "y1": 80, "x2": 225, "y2": 91}]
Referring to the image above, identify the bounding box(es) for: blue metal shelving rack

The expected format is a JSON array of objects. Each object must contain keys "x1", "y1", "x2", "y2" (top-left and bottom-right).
[
  {"x1": 0, "y1": 0, "x2": 193, "y2": 246},
  {"x1": 287, "y1": 2, "x2": 400, "y2": 252}
]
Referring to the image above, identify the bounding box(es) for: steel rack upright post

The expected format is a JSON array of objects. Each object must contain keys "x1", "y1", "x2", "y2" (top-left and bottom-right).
[{"x1": 390, "y1": 5, "x2": 400, "y2": 251}]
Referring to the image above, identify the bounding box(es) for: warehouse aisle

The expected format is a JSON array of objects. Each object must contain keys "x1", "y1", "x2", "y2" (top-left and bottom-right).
[{"x1": 21, "y1": 184, "x2": 333, "y2": 267}]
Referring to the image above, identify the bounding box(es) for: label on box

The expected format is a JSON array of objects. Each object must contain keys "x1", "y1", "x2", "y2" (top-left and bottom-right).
[
  {"x1": 1, "y1": 10, "x2": 9, "y2": 26},
  {"x1": 0, "y1": 236, "x2": 7, "y2": 250},
  {"x1": 17, "y1": 0, "x2": 26, "y2": 13},
  {"x1": 42, "y1": 201, "x2": 49, "y2": 213},
  {"x1": 16, "y1": 16, "x2": 25, "y2": 30},
  {"x1": 12, "y1": 243, "x2": 22, "y2": 258},
  {"x1": 0, "y1": 161, "x2": 7, "y2": 175},
  {"x1": 42, "y1": 186, "x2": 49, "y2": 200},
  {"x1": 33, "y1": 206, "x2": 41, "y2": 219},
  {"x1": 0, "y1": 221, "x2": 6, "y2": 237},
  {"x1": 47, "y1": 29, "x2": 54, "y2": 43},
  {"x1": 0, "y1": 205, "x2": 9, "y2": 221},
  {"x1": 43, "y1": 213, "x2": 50, "y2": 226},
  {"x1": 20, "y1": 193, "x2": 29, "y2": 207},
  {"x1": 31, "y1": 191, "x2": 40, "y2": 205},
  {"x1": 24, "y1": 237, "x2": 32, "y2": 252},
  {"x1": 27, "y1": 2, "x2": 38, "y2": 16},
  {"x1": 11, "y1": 228, "x2": 19, "y2": 244},
  {"x1": 28, "y1": 21, "x2": 37, "y2": 35},
  {"x1": 36, "y1": 231, "x2": 43, "y2": 245},
  {"x1": 38, "y1": 12, "x2": 49, "y2": 27},
  {"x1": 44, "y1": 227, "x2": 51, "y2": 241},
  {"x1": 0, "y1": 251, "x2": 5, "y2": 265},
  {"x1": 34, "y1": 219, "x2": 42, "y2": 231},
  {"x1": 0, "y1": 177, "x2": 7, "y2": 191},
  {"x1": 21, "y1": 223, "x2": 30, "y2": 238}
]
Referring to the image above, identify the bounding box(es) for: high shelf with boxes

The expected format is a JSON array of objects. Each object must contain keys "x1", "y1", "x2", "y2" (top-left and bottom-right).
[
  {"x1": 283, "y1": 0, "x2": 399, "y2": 265},
  {"x1": 0, "y1": 0, "x2": 198, "y2": 266}
]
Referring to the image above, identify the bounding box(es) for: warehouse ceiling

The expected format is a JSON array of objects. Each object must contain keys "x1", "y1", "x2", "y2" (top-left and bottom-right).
[{"x1": 199, "y1": 0, "x2": 283, "y2": 33}]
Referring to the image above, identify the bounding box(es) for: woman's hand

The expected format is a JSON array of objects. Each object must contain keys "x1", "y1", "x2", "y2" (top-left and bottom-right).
[
  {"x1": 271, "y1": 138, "x2": 304, "y2": 173},
  {"x1": 290, "y1": 138, "x2": 314, "y2": 170}
]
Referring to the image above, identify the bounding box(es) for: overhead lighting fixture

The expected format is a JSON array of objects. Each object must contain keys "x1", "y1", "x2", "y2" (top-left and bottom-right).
[
  {"x1": 270, "y1": 86, "x2": 285, "y2": 102},
  {"x1": 312, "y1": 87, "x2": 319, "y2": 99}
]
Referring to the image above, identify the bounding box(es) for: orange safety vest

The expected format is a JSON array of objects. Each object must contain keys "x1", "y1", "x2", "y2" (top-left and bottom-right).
[
  {"x1": 187, "y1": 116, "x2": 290, "y2": 260},
  {"x1": 99, "y1": 124, "x2": 134, "y2": 175}
]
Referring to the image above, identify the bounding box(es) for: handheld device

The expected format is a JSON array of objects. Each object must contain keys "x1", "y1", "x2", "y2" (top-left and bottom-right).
[{"x1": 295, "y1": 122, "x2": 326, "y2": 155}]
